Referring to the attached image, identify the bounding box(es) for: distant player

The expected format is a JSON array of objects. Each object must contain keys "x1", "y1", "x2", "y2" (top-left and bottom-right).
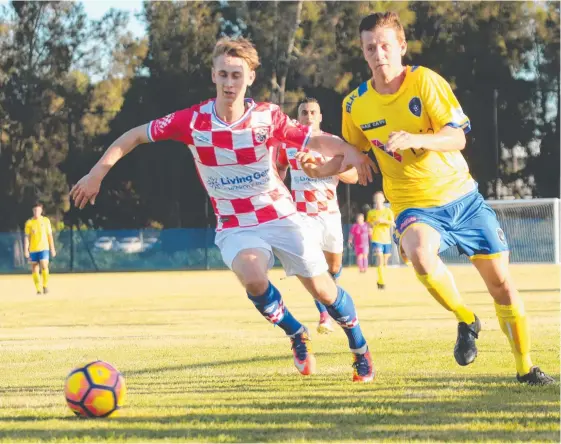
[
  {"x1": 24, "y1": 203, "x2": 56, "y2": 294},
  {"x1": 69, "y1": 37, "x2": 376, "y2": 382},
  {"x1": 348, "y1": 213, "x2": 371, "y2": 273},
  {"x1": 339, "y1": 12, "x2": 553, "y2": 384},
  {"x1": 276, "y1": 97, "x2": 358, "y2": 334},
  {"x1": 366, "y1": 191, "x2": 394, "y2": 289}
]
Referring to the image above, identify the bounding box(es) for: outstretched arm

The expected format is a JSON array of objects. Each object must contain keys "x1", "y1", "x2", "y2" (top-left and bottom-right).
[
  {"x1": 305, "y1": 135, "x2": 377, "y2": 185},
  {"x1": 70, "y1": 124, "x2": 149, "y2": 209}
]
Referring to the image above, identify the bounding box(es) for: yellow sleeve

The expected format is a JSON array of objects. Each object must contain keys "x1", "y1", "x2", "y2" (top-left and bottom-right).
[
  {"x1": 24, "y1": 220, "x2": 31, "y2": 236},
  {"x1": 45, "y1": 218, "x2": 53, "y2": 234},
  {"x1": 366, "y1": 210, "x2": 375, "y2": 225},
  {"x1": 387, "y1": 209, "x2": 395, "y2": 222},
  {"x1": 342, "y1": 99, "x2": 372, "y2": 152},
  {"x1": 420, "y1": 68, "x2": 471, "y2": 133}
]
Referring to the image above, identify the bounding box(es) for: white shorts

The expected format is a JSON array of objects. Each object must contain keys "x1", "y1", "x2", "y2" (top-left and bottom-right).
[
  {"x1": 305, "y1": 212, "x2": 344, "y2": 254},
  {"x1": 215, "y1": 214, "x2": 328, "y2": 278}
]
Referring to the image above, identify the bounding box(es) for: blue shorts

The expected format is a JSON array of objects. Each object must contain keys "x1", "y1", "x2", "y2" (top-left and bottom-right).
[
  {"x1": 29, "y1": 250, "x2": 49, "y2": 262},
  {"x1": 394, "y1": 190, "x2": 509, "y2": 260},
  {"x1": 371, "y1": 242, "x2": 392, "y2": 255}
]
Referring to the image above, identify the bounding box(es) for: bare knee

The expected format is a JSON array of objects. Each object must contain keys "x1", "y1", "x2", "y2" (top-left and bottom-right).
[
  {"x1": 408, "y1": 247, "x2": 438, "y2": 275},
  {"x1": 487, "y1": 275, "x2": 517, "y2": 304},
  {"x1": 232, "y1": 250, "x2": 270, "y2": 296}
]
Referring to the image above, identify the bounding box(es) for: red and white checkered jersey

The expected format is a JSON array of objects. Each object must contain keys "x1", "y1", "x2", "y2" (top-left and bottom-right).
[
  {"x1": 147, "y1": 99, "x2": 311, "y2": 231},
  {"x1": 277, "y1": 141, "x2": 340, "y2": 216}
]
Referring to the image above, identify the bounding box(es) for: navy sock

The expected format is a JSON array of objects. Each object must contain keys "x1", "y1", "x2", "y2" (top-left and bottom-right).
[
  {"x1": 314, "y1": 299, "x2": 328, "y2": 314},
  {"x1": 247, "y1": 282, "x2": 303, "y2": 336},
  {"x1": 326, "y1": 286, "x2": 367, "y2": 352}
]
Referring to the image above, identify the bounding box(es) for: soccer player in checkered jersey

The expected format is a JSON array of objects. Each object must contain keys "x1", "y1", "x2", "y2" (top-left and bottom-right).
[
  {"x1": 276, "y1": 98, "x2": 358, "y2": 335},
  {"x1": 70, "y1": 37, "x2": 377, "y2": 382}
]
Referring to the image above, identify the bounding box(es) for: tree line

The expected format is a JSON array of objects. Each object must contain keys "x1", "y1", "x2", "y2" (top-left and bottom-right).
[{"x1": 0, "y1": 1, "x2": 558, "y2": 231}]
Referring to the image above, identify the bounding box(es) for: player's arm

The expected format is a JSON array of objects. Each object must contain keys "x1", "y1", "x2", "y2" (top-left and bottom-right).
[
  {"x1": 23, "y1": 227, "x2": 30, "y2": 259},
  {"x1": 337, "y1": 167, "x2": 358, "y2": 184},
  {"x1": 71, "y1": 109, "x2": 194, "y2": 209},
  {"x1": 275, "y1": 143, "x2": 289, "y2": 182},
  {"x1": 386, "y1": 69, "x2": 470, "y2": 154},
  {"x1": 386, "y1": 125, "x2": 465, "y2": 153},
  {"x1": 46, "y1": 219, "x2": 56, "y2": 257},
  {"x1": 70, "y1": 125, "x2": 150, "y2": 209}
]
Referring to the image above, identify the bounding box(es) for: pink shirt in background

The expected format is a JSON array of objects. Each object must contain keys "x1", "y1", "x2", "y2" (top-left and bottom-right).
[{"x1": 349, "y1": 223, "x2": 370, "y2": 248}]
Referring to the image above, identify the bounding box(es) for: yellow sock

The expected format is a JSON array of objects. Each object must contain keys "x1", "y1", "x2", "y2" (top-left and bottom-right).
[
  {"x1": 41, "y1": 268, "x2": 49, "y2": 289},
  {"x1": 377, "y1": 264, "x2": 385, "y2": 285},
  {"x1": 416, "y1": 260, "x2": 475, "y2": 324},
  {"x1": 32, "y1": 271, "x2": 41, "y2": 292},
  {"x1": 494, "y1": 301, "x2": 533, "y2": 375}
]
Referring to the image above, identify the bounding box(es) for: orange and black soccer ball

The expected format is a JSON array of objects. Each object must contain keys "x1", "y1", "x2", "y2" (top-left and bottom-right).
[{"x1": 64, "y1": 360, "x2": 126, "y2": 418}]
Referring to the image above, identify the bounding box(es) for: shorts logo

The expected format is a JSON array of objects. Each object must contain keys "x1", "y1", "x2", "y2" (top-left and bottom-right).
[
  {"x1": 496, "y1": 228, "x2": 507, "y2": 246},
  {"x1": 254, "y1": 128, "x2": 268, "y2": 143},
  {"x1": 360, "y1": 119, "x2": 387, "y2": 131},
  {"x1": 399, "y1": 216, "x2": 418, "y2": 233},
  {"x1": 409, "y1": 97, "x2": 422, "y2": 117}
]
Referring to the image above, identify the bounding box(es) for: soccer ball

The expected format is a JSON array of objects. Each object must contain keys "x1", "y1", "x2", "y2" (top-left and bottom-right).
[{"x1": 64, "y1": 360, "x2": 126, "y2": 418}]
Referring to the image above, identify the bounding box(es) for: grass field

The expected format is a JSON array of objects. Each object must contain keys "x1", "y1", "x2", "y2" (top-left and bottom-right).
[{"x1": 0, "y1": 264, "x2": 559, "y2": 443}]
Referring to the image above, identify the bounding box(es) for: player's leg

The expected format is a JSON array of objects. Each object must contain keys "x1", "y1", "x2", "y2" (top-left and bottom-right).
[
  {"x1": 316, "y1": 250, "x2": 343, "y2": 334},
  {"x1": 297, "y1": 273, "x2": 374, "y2": 382},
  {"x1": 470, "y1": 254, "x2": 552, "y2": 384},
  {"x1": 400, "y1": 222, "x2": 479, "y2": 365},
  {"x1": 269, "y1": 215, "x2": 374, "y2": 381},
  {"x1": 30, "y1": 259, "x2": 42, "y2": 294},
  {"x1": 39, "y1": 255, "x2": 50, "y2": 294},
  {"x1": 216, "y1": 229, "x2": 313, "y2": 376},
  {"x1": 457, "y1": 196, "x2": 554, "y2": 384},
  {"x1": 372, "y1": 244, "x2": 385, "y2": 289}
]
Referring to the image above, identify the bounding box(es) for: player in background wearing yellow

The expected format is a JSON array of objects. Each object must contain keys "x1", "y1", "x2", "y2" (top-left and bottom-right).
[
  {"x1": 366, "y1": 191, "x2": 394, "y2": 289},
  {"x1": 24, "y1": 203, "x2": 56, "y2": 294},
  {"x1": 340, "y1": 12, "x2": 553, "y2": 384}
]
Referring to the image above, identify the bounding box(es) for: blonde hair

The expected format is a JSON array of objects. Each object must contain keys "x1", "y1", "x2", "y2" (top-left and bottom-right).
[
  {"x1": 212, "y1": 37, "x2": 261, "y2": 71},
  {"x1": 359, "y1": 12, "x2": 406, "y2": 43}
]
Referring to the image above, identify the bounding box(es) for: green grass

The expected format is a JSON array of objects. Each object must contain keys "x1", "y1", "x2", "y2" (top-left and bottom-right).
[{"x1": 0, "y1": 264, "x2": 559, "y2": 442}]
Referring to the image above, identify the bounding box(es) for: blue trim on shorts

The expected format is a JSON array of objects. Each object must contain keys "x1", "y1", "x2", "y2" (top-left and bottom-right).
[
  {"x1": 29, "y1": 250, "x2": 49, "y2": 262},
  {"x1": 371, "y1": 242, "x2": 392, "y2": 255}
]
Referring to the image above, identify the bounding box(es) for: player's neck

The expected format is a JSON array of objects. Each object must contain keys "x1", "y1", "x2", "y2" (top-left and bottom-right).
[
  {"x1": 375, "y1": 204, "x2": 384, "y2": 210},
  {"x1": 214, "y1": 97, "x2": 248, "y2": 123},
  {"x1": 371, "y1": 65, "x2": 406, "y2": 95}
]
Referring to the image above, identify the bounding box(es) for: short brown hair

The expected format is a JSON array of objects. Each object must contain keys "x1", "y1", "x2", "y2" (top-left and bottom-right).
[
  {"x1": 212, "y1": 37, "x2": 261, "y2": 71},
  {"x1": 359, "y1": 12, "x2": 406, "y2": 43},
  {"x1": 33, "y1": 202, "x2": 43, "y2": 208}
]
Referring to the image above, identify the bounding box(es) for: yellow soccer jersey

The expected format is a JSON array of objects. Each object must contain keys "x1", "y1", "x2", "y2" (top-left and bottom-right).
[
  {"x1": 342, "y1": 65, "x2": 476, "y2": 216},
  {"x1": 367, "y1": 208, "x2": 394, "y2": 244},
  {"x1": 25, "y1": 216, "x2": 52, "y2": 252}
]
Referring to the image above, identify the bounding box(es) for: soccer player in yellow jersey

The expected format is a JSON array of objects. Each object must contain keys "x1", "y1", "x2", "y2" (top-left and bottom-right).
[
  {"x1": 340, "y1": 12, "x2": 553, "y2": 384},
  {"x1": 24, "y1": 203, "x2": 56, "y2": 294},
  {"x1": 366, "y1": 191, "x2": 394, "y2": 290}
]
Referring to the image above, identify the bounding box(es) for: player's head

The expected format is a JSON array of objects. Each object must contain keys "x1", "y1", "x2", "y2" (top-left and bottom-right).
[
  {"x1": 32, "y1": 202, "x2": 43, "y2": 218},
  {"x1": 356, "y1": 213, "x2": 365, "y2": 223},
  {"x1": 359, "y1": 12, "x2": 406, "y2": 80},
  {"x1": 297, "y1": 97, "x2": 322, "y2": 131},
  {"x1": 374, "y1": 191, "x2": 386, "y2": 207},
  {"x1": 212, "y1": 37, "x2": 260, "y2": 104}
]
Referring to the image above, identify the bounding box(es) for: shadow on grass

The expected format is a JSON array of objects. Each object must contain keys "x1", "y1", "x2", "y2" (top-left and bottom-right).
[{"x1": 0, "y1": 375, "x2": 558, "y2": 442}]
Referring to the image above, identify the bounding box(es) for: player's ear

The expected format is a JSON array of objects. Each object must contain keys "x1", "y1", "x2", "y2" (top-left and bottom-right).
[
  {"x1": 400, "y1": 40, "x2": 407, "y2": 57},
  {"x1": 319, "y1": 113, "x2": 323, "y2": 124},
  {"x1": 248, "y1": 69, "x2": 256, "y2": 86},
  {"x1": 211, "y1": 67, "x2": 217, "y2": 84}
]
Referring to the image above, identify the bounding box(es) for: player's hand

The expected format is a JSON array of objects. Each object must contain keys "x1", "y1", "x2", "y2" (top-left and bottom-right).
[
  {"x1": 386, "y1": 131, "x2": 421, "y2": 153},
  {"x1": 24, "y1": 250, "x2": 30, "y2": 259},
  {"x1": 70, "y1": 173, "x2": 102, "y2": 209},
  {"x1": 341, "y1": 149, "x2": 378, "y2": 186},
  {"x1": 295, "y1": 151, "x2": 327, "y2": 167},
  {"x1": 50, "y1": 249, "x2": 57, "y2": 258}
]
